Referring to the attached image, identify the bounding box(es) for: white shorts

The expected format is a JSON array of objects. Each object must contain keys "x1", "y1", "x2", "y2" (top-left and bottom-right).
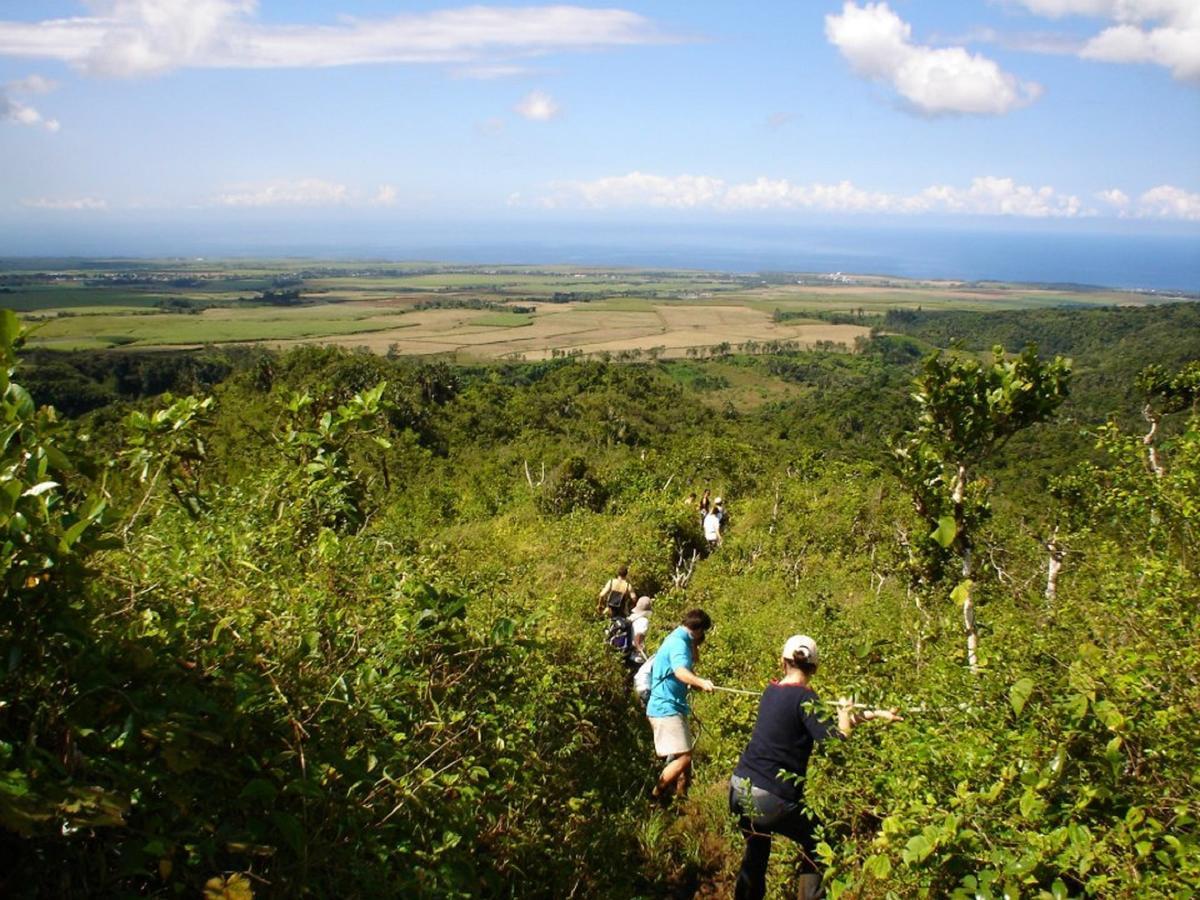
[{"x1": 649, "y1": 715, "x2": 693, "y2": 757}]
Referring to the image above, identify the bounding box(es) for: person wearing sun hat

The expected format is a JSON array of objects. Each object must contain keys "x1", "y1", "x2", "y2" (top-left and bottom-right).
[
  {"x1": 728, "y1": 634, "x2": 901, "y2": 900},
  {"x1": 627, "y1": 595, "x2": 653, "y2": 661}
]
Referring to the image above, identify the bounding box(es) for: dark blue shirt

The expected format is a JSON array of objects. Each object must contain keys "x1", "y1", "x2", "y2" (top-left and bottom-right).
[{"x1": 733, "y1": 682, "x2": 839, "y2": 803}]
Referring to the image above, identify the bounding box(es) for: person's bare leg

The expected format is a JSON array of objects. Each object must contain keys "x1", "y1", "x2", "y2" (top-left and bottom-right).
[
  {"x1": 654, "y1": 752, "x2": 692, "y2": 796},
  {"x1": 675, "y1": 757, "x2": 693, "y2": 798}
]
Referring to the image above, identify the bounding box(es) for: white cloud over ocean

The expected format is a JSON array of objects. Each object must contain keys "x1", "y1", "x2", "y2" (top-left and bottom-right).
[
  {"x1": 534, "y1": 172, "x2": 1200, "y2": 220},
  {"x1": 21, "y1": 196, "x2": 107, "y2": 210},
  {"x1": 214, "y1": 178, "x2": 350, "y2": 208}
]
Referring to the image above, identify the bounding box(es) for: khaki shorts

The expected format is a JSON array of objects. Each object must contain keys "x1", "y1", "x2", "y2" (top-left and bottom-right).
[{"x1": 649, "y1": 715, "x2": 693, "y2": 757}]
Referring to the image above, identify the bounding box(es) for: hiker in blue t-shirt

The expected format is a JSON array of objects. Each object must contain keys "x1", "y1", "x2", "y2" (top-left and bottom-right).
[
  {"x1": 646, "y1": 609, "x2": 714, "y2": 801},
  {"x1": 729, "y1": 634, "x2": 901, "y2": 900}
]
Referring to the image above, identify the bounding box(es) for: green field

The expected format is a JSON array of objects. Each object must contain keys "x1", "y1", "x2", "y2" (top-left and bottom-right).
[{"x1": 3, "y1": 258, "x2": 1185, "y2": 356}]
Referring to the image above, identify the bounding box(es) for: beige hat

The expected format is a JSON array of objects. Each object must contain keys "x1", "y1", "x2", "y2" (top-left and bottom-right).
[
  {"x1": 629, "y1": 596, "x2": 653, "y2": 621},
  {"x1": 782, "y1": 634, "x2": 819, "y2": 667}
]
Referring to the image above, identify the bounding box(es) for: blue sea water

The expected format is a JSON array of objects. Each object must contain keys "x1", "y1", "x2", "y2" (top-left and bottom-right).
[
  {"x1": 5, "y1": 220, "x2": 1198, "y2": 293},
  {"x1": 361, "y1": 224, "x2": 1200, "y2": 293}
]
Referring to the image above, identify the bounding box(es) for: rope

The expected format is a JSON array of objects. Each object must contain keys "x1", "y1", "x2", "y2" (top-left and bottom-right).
[
  {"x1": 710, "y1": 684, "x2": 760, "y2": 697},
  {"x1": 707, "y1": 683, "x2": 978, "y2": 715}
]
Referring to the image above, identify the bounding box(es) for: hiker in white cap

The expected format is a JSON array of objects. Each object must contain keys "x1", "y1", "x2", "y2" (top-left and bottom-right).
[
  {"x1": 627, "y1": 596, "x2": 653, "y2": 662},
  {"x1": 728, "y1": 634, "x2": 901, "y2": 900}
]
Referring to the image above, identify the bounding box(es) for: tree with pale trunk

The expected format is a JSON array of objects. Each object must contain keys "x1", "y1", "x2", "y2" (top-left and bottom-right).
[{"x1": 891, "y1": 345, "x2": 1071, "y2": 672}]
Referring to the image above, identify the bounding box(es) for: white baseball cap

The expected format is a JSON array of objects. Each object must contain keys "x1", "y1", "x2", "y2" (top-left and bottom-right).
[{"x1": 782, "y1": 634, "x2": 819, "y2": 667}]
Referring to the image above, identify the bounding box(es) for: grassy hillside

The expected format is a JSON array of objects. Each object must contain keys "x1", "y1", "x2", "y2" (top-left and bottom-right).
[{"x1": 2, "y1": 306, "x2": 1197, "y2": 897}]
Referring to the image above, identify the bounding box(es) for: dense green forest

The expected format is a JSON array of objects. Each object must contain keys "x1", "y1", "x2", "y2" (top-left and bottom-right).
[{"x1": 2, "y1": 304, "x2": 1198, "y2": 897}]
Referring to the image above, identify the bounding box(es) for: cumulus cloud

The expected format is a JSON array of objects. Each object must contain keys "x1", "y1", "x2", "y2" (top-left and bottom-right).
[
  {"x1": 21, "y1": 197, "x2": 107, "y2": 210},
  {"x1": 537, "y1": 171, "x2": 1090, "y2": 217},
  {"x1": 1137, "y1": 184, "x2": 1200, "y2": 220},
  {"x1": 0, "y1": 2, "x2": 673, "y2": 78},
  {"x1": 0, "y1": 91, "x2": 59, "y2": 131},
  {"x1": 825, "y1": 2, "x2": 1043, "y2": 115},
  {"x1": 1, "y1": 72, "x2": 60, "y2": 131},
  {"x1": 1097, "y1": 187, "x2": 1131, "y2": 211},
  {"x1": 515, "y1": 89, "x2": 561, "y2": 120},
  {"x1": 1012, "y1": 0, "x2": 1200, "y2": 81},
  {"x1": 215, "y1": 178, "x2": 350, "y2": 207}
]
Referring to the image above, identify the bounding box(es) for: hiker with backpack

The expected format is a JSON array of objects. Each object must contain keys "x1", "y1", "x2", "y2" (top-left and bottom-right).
[
  {"x1": 596, "y1": 565, "x2": 635, "y2": 619},
  {"x1": 728, "y1": 634, "x2": 902, "y2": 900},
  {"x1": 646, "y1": 609, "x2": 714, "y2": 802},
  {"x1": 606, "y1": 596, "x2": 651, "y2": 672}
]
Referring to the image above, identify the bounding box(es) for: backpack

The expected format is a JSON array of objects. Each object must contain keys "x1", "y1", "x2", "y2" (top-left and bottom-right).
[
  {"x1": 605, "y1": 580, "x2": 629, "y2": 613},
  {"x1": 605, "y1": 616, "x2": 633, "y2": 654}
]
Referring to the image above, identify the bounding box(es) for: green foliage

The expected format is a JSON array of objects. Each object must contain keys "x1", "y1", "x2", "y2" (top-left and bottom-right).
[
  {"x1": 892, "y1": 346, "x2": 1071, "y2": 585},
  {"x1": 537, "y1": 455, "x2": 608, "y2": 516},
  {"x1": 122, "y1": 393, "x2": 215, "y2": 518},
  {"x1": 2, "y1": 310, "x2": 1197, "y2": 897}
]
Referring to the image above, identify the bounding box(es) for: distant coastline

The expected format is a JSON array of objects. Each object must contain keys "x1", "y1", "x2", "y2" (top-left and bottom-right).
[{"x1": 2, "y1": 223, "x2": 1197, "y2": 293}]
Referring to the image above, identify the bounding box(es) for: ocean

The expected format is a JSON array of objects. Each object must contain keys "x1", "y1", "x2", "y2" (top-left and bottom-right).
[{"x1": 4, "y1": 220, "x2": 1198, "y2": 293}]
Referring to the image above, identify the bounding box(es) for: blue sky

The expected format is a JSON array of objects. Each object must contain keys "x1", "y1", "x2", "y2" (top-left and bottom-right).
[{"x1": 1, "y1": 0, "x2": 1198, "y2": 247}]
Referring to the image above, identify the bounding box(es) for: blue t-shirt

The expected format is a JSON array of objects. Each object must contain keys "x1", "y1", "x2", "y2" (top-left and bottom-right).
[{"x1": 646, "y1": 626, "x2": 694, "y2": 718}]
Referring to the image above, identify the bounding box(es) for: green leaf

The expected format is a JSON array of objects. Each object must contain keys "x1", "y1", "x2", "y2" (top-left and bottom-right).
[
  {"x1": 1019, "y1": 787, "x2": 1045, "y2": 820},
  {"x1": 1009, "y1": 677, "x2": 1035, "y2": 716},
  {"x1": 930, "y1": 515, "x2": 957, "y2": 548},
  {"x1": 902, "y1": 834, "x2": 933, "y2": 865},
  {"x1": 950, "y1": 579, "x2": 974, "y2": 607},
  {"x1": 7, "y1": 384, "x2": 34, "y2": 418},
  {"x1": 490, "y1": 617, "x2": 516, "y2": 644},
  {"x1": 0, "y1": 310, "x2": 18, "y2": 353},
  {"x1": 864, "y1": 854, "x2": 892, "y2": 879}
]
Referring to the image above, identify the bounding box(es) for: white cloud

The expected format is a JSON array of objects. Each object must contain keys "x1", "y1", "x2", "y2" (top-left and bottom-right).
[
  {"x1": 215, "y1": 178, "x2": 350, "y2": 207},
  {"x1": 515, "y1": 89, "x2": 561, "y2": 121},
  {"x1": 538, "y1": 171, "x2": 1090, "y2": 217},
  {"x1": 1097, "y1": 187, "x2": 1131, "y2": 211},
  {"x1": 21, "y1": 197, "x2": 107, "y2": 210},
  {"x1": 1137, "y1": 184, "x2": 1200, "y2": 220},
  {"x1": 1013, "y1": 0, "x2": 1200, "y2": 81},
  {"x1": 371, "y1": 184, "x2": 398, "y2": 207},
  {"x1": 543, "y1": 172, "x2": 726, "y2": 208},
  {"x1": 7, "y1": 73, "x2": 57, "y2": 94},
  {"x1": 825, "y1": 2, "x2": 1043, "y2": 115},
  {"x1": 0, "y1": 90, "x2": 59, "y2": 131},
  {"x1": 0, "y1": 3, "x2": 672, "y2": 78}
]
